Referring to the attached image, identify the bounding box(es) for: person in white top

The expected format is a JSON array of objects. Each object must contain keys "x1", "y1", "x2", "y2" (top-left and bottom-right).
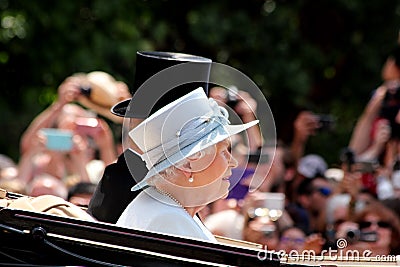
[{"x1": 116, "y1": 88, "x2": 259, "y2": 242}]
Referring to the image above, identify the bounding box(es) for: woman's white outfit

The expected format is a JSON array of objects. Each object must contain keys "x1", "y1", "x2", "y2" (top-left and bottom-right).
[{"x1": 117, "y1": 187, "x2": 217, "y2": 242}]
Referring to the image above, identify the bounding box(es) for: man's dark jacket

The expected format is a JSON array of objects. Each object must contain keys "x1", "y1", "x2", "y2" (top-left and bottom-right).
[{"x1": 87, "y1": 150, "x2": 142, "y2": 223}]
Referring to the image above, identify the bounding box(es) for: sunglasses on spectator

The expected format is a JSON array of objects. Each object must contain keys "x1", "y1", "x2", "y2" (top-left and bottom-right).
[
  {"x1": 359, "y1": 221, "x2": 391, "y2": 229},
  {"x1": 313, "y1": 187, "x2": 332, "y2": 196},
  {"x1": 280, "y1": 236, "x2": 305, "y2": 244}
]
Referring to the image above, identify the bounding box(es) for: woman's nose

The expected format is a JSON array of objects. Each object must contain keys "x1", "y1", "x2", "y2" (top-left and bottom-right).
[{"x1": 229, "y1": 154, "x2": 238, "y2": 168}]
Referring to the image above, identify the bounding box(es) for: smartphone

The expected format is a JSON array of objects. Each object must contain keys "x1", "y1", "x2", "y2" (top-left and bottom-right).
[
  {"x1": 75, "y1": 117, "x2": 100, "y2": 136},
  {"x1": 316, "y1": 114, "x2": 336, "y2": 132},
  {"x1": 40, "y1": 128, "x2": 73, "y2": 151}
]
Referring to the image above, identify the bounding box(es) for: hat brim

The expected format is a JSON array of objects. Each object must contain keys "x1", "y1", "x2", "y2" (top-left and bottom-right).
[
  {"x1": 111, "y1": 98, "x2": 130, "y2": 117},
  {"x1": 131, "y1": 120, "x2": 259, "y2": 191},
  {"x1": 78, "y1": 96, "x2": 124, "y2": 124}
]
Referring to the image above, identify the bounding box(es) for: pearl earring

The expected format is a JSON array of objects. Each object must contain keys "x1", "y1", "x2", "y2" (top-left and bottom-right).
[{"x1": 188, "y1": 177, "x2": 194, "y2": 183}]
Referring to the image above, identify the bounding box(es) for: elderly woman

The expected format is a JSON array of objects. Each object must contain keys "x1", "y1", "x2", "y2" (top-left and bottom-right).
[{"x1": 116, "y1": 88, "x2": 259, "y2": 241}]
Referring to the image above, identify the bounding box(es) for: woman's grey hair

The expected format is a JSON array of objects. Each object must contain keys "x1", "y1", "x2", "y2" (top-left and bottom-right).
[{"x1": 148, "y1": 144, "x2": 216, "y2": 185}]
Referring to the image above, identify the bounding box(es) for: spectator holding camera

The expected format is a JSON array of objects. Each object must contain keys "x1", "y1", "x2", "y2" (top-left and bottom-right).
[
  {"x1": 346, "y1": 200, "x2": 400, "y2": 256},
  {"x1": 347, "y1": 45, "x2": 400, "y2": 203},
  {"x1": 357, "y1": 200, "x2": 400, "y2": 256},
  {"x1": 277, "y1": 108, "x2": 334, "y2": 204},
  {"x1": 348, "y1": 86, "x2": 392, "y2": 162},
  {"x1": 349, "y1": 45, "x2": 400, "y2": 159},
  {"x1": 18, "y1": 72, "x2": 127, "y2": 189},
  {"x1": 290, "y1": 111, "x2": 321, "y2": 166}
]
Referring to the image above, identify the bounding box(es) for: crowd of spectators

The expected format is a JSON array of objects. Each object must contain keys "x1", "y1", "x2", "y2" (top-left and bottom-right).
[
  {"x1": 0, "y1": 70, "x2": 130, "y2": 205},
  {"x1": 2, "y1": 46, "x2": 400, "y2": 259}
]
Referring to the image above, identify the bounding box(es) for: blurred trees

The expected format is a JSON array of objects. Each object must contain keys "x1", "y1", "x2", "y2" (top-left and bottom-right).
[{"x1": 0, "y1": 0, "x2": 400, "y2": 164}]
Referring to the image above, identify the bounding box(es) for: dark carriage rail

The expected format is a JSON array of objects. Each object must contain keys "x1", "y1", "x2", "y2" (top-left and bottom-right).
[
  {"x1": 0, "y1": 208, "x2": 281, "y2": 266},
  {"x1": 3, "y1": 208, "x2": 390, "y2": 266}
]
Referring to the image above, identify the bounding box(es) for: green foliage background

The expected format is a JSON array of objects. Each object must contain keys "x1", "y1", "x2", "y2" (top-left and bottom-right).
[{"x1": 1, "y1": 0, "x2": 400, "y2": 164}]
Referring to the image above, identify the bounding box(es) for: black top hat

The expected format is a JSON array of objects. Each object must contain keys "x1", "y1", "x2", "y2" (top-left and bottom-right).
[{"x1": 111, "y1": 51, "x2": 212, "y2": 118}]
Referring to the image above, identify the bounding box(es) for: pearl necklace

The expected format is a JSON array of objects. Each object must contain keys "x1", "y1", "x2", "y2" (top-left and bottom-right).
[{"x1": 154, "y1": 187, "x2": 191, "y2": 216}]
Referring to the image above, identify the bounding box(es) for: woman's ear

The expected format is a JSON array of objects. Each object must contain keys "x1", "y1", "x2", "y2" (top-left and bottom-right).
[
  {"x1": 179, "y1": 157, "x2": 208, "y2": 178},
  {"x1": 187, "y1": 145, "x2": 217, "y2": 174},
  {"x1": 188, "y1": 152, "x2": 215, "y2": 173},
  {"x1": 177, "y1": 161, "x2": 192, "y2": 178}
]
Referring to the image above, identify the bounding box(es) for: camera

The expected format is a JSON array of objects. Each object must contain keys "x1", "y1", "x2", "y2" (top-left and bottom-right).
[
  {"x1": 79, "y1": 85, "x2": 92, "y2": 97},
  {"x1": 317, "y1": 114, "x2": 336, "y2": 132},
  {"x1": 344, "y1": 229, "x2": 377, "y2": 244},
  {"x1": 354, "y1": 160, "x2": 378, "y2": 173},
  {"x1": 380, "y1": 85, "x2": 400, "y2": 139}
]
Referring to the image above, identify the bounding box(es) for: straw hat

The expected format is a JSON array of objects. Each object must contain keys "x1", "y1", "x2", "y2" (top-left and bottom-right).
[{"x1": 77, "y1": 71, "x2": 131, "y2": 123}]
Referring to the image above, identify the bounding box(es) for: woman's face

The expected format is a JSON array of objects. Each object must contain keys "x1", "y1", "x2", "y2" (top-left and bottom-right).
[
  {"x1": 190, "y1": 139, "x2": 238, "y2": 200},
  {"x1": 165, "y1": 139, "x2": 238, "y2": 207},
  {"x1": 360, "y1": 213, "x2": 392, "y2": 249}
]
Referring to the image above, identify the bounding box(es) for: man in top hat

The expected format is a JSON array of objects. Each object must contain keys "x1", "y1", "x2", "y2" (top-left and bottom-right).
[{"x1": 87, "y1": 51, "x2": 213, "y2": 223}]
